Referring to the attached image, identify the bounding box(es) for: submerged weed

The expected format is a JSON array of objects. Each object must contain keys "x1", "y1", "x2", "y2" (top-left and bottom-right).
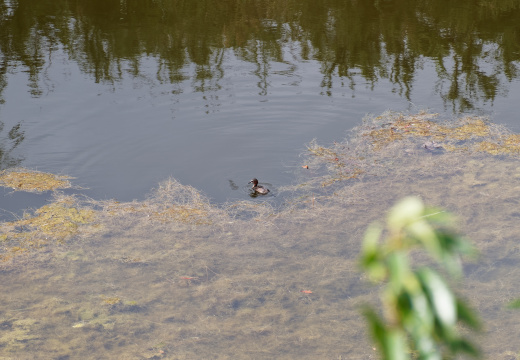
[{"x1": 2, "y1": 112, "x2": 520, "y2": 358}]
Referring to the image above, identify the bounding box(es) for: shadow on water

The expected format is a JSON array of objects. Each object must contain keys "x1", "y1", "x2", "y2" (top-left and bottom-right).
[{"x1": 1, "y1": 112, "x2": 520, "y2": 359}]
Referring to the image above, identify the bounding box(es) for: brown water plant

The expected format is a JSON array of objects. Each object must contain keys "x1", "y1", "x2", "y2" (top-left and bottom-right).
[
  {"x1": 0, "y1": 194, "x2": 96, "y2": 262},
  {"x1": 0, "y1": 168, "x2": 73, "y2": 192}
]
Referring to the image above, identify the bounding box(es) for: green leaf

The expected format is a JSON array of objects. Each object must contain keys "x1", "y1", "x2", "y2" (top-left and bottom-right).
[
  {"x1": 400, "y1": 286, "x2": 434, "y2": 335},
  {"x1": 413, "y1": 335, "x2": 441, "y2": 360},
  {"x1": 406, "y1": 220, "x2": 440, "y2": 255},
  {"x1": 388, "y1": 252, "x2": 409, "y2": 293},
  {"x1": 416, "y1": 269, "x2": 456, "y2": 329},
  {"x1": 363, "y1": 307, "x2": 409, "y2": 360},
  {"x1": 387, "y1": 196, "x2": 424, "y2": 233},
  {"x1": 361, "y1": 224, "x2": 386, "y2": 281},
  {"x1": 448, "y1": 338, "x2": 481, "y2": 357},
  {"x1": 385, "y1": 329, "x2": 408, "y2": 360},
  {"x1": 360, "y1": 197, "x2": 480, "y2": 360}
]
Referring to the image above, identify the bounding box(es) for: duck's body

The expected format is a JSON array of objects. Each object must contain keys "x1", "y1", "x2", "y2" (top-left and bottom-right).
[{"x1": 249, "y1": 178, "x2": 270, "y2": 195}]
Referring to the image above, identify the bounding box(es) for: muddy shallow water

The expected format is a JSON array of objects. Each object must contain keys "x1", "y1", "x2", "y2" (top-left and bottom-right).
[{"x1": 1, "y1": 113, "x2": 520, "y2": 359}]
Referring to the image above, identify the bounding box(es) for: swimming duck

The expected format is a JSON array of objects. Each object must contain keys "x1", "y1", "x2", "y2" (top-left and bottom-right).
[{"x1": 249, "y1": 178, "x2": 270, "y2": 195}]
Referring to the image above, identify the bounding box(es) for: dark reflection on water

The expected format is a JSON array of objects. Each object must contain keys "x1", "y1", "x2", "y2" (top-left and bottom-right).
[
  {"x1": 0, "y1": 0, "x2": 519, "y2": 205},
  {"x1": 1, "y1": 0, "x2": 518, "y2": 108}
]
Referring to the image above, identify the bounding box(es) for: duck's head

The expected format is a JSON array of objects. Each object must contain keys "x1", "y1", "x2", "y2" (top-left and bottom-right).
[{"x1": 248, "y1": 178, "x2": 259, "y2": 186}]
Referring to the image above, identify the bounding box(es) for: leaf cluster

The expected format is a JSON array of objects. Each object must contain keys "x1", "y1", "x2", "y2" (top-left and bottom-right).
[{"x1": 360, "y1": 197, "x2": 480, "y2": 360}]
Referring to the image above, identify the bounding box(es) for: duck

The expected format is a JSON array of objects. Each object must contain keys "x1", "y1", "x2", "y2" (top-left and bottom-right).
[{"x1": 248, "y1": 178, "x2": 270, "y2": 195}]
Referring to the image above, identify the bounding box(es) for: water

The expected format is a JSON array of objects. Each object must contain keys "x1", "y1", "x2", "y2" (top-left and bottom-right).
[
  {"x1": 1, "y1": 1, "x2": 519, "y2": 213},
  {"x1": 2, "y1": 113, "x2": 520, "y2": 358},
  {"x1": 1, "y1": 1, "x2": 520, "y2": 358}
]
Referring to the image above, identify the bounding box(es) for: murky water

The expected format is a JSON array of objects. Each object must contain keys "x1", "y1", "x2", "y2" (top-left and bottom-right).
[
  {"x1": 1, "y1": 1, "x2": 520, "y2": 358},
  {"x1": 2, "y1": 113, "x2": 520, "y2": 359}
]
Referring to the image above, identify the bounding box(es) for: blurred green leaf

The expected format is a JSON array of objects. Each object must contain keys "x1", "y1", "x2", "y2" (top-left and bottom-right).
[
  {"x1": 448, "y1": 338, "x2": 481, "y2": 357},
  {"x1": 363, "y1": 307, "x2": 408, "y2": 360},
  {"x1": 388, "y1": 252, "x2": 408, "y2": 293},
  {"x1": 417, "y1": 268, "x2": 456, "y2": 329},
  {"x1": 407, "y1": 220, "x2": 440, "y2": 256},
  {"x1": 387, "y1": 196, "x2": 424, "y2": 233},
  {"x1": 361, "y1": 224, "x2": 386, "y2": 281},
  {"x1": 360, "y1": 197, "x2": 480, "y2": 360},
  {"x1": 385, "y1": 330, "x2": 408, "y2": 360},
  {"x1": 401, "y1": 287, "x2": 433, "y2": 336}
]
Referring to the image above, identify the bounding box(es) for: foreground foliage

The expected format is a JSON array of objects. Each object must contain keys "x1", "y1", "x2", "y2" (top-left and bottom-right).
[{"x1": 360, "y1": 197, "x2": 481, "y2": 360}]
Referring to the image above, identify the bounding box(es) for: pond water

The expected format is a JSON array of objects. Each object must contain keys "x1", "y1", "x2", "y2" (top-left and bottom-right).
[
  {"x1": 1, "y1": 1, "x2": 520, "y2": 359},
  {"x1": 1, "y1": 0, "x2": 520, "y2": 213}
]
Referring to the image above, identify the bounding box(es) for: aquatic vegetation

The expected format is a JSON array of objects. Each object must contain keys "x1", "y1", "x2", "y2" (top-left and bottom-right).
[
  {"x1": 305, "y1": 139, "x2": 365, "y2": 187},
  {"x1": 0, "y1": 318, "x2": 40, "y2": 351},
  {"x1": 98, "y1": 178, "x2": 217, "y2": 226},
  {"x1": 2, "y1": 112, "x2": 520, "y2": 358},
  {"x1": 366, "y1": 127, "x2": 405, "y2": 149},
  {"x1": 101, "y1": 296, "x2": 122, "y2": 305},
  {"x1": 476, "y1": 134, "x2": 520, "y2": 155},
  {"x1": 151, "y1": 204, "x2": 211, "y2": 225},
  {"x1": 361, "y1": 111, "x2": 515, "y2": 156},
  {"x1": 0, "y1": 195, "x2": 96, "y2": 262},
  {"x1": 298, "y1": 112, "x2": 520, "y2": 194},
  {"x1": 0, "y1": 168, "x2": 73, "y2": 192}
]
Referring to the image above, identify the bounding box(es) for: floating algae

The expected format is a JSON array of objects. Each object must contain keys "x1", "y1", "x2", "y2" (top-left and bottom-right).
[
  {"x1": 101, "y1": 296, "x2": 122, "y2": 305},
  {"x1": 0, "y1": 168, "x2": 73, "y2": 192},
  {"x1": 0, "y1": 178, "x2": 220, "y2": 263},
  {"x1": 151, "y1": 204, "x2": 211, "y2": 224},
  {"x1": 476, "y1": 134, "x2": 520, "y2": 155},
  {"x1": 305, "y1": 139, "x2": 365, "y2": 187},
  {"x1": 98, "y1": 178, "x2": 214, "y2": 225},
  {"x1": 0, "y1": 195, "x2": 96, "y2": 262},
  {"x1": 300, "y1": 112, "x2": 520, "y2": 189},
  {"x1": 361, "y1": 112, "x2": 513, "y2": 154}
]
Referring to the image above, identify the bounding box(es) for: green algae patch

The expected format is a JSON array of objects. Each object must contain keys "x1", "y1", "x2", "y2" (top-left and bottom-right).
[
  {"x1": 0, "y1": 195, "x2": 96, "y2": 262},
  {"x1": 0, "y1": 168, "x2": 73, "y2": 192}
]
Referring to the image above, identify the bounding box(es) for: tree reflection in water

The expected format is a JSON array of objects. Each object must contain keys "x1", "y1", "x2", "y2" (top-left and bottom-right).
[{"x1": 0, "y1": 0, "x2": 518, "y2": 113}]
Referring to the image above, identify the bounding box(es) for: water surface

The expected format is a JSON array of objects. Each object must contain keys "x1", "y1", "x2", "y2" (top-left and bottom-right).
[
  {"x1": 1, "y1": 0, "x2": 519, "y2": 209},
  {"x1": 1, "y1": 1, "x2": 520, "y2": 358}
]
